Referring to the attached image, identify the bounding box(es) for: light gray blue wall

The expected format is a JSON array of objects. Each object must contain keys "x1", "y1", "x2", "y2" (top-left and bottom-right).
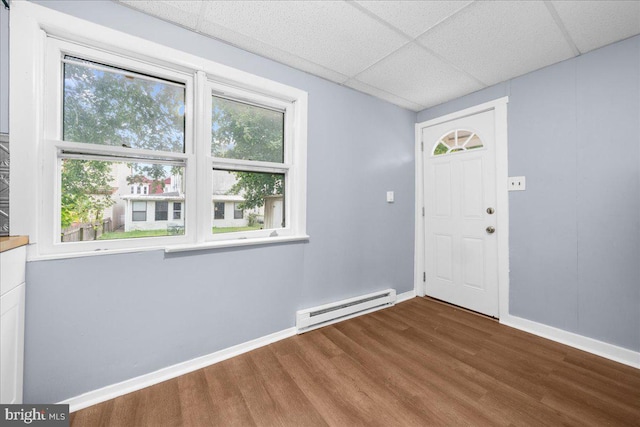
[
  {"x1": 23, "y1": 1, "x2": 416, "y2": 403},
  {"x1": 418, "y1": 35, "x2": 640, "y2": 353},
  {"x1": 1, "y1": 4, "x2": 8, "y2": 133}
]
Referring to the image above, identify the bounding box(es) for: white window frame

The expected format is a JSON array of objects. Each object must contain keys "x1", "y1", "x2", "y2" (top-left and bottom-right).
[
  {"x1": 205, "y1": 82, "x2": 297, "y2": 242},
  {"x1": 10, "y1": 2, "x2": 308, "y2": 260}
]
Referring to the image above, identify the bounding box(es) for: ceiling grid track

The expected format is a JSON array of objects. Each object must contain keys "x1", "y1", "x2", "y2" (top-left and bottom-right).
[
  {"x1": 114, "y1": 0, "x2": 640, "y2": 111},
  {"x1": 544, "y1": 1, "x2": 582, "y2": 56}
]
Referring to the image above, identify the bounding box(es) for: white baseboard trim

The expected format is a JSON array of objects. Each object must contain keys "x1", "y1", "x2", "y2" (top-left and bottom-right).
[
  {"x1": 396, "y1": 290, "x2": 416, "y2": 304},
  {"x1": 500, "y1": 314, "x2": 640, "y2": 369},
  {"x1": 60, "y1": 327, "x2": 297, "y2": 412},
  {"x1": 61, "y1": 291, "x2": 418, "y2": 412}
]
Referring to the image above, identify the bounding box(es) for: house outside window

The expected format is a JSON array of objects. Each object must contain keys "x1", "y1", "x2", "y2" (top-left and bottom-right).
[{"x1": 173, "y1": 202, "x2": 182, "y2": 220}]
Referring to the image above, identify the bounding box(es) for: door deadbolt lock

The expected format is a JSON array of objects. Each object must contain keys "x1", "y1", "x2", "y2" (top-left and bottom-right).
[
  {"x1": 486, "y1": 207, "x2": 495, "y2": 215},
  {"x1": 486, "y1": 226, "x2": 495, "y2": 234}
]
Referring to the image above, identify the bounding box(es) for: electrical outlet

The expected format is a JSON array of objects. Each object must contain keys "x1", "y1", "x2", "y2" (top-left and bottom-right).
[{"x1": 508, "y1": 176, "x2": 526, "y2": 191}]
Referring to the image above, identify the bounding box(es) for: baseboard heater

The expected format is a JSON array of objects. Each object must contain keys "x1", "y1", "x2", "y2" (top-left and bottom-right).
[{"x1": 296, "y1": 289, "x2": 397, "y2": 333}]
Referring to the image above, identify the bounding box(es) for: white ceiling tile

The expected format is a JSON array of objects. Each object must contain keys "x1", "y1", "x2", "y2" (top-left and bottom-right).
[
  {"x1": 355, "y1": 43, "x2": 484, "y2": 109},
  {"x1": 418, "y1": 1, "x2": 575, "y2": 86},
  {"x1": 120, "y1": 1, "x2": 201, "y2": 29},
  {"x1": 343, "y1": 79, "x2": 425, "y2": 111},
  {"x1": 552, "y1": 1, "x2": 640, "y2": 53},
  {"x1": 197, "y1": 19, "x2": 350, "y2": 84},
  {"x1": 354, "y1": 0, "x2": 473, "y2": 38},
  {"x1": 117, "y1": 1, "x2": 640, "y2": 113},
  {"x1": 199, "y1": 1, "x2": 407, "y2": 77}
]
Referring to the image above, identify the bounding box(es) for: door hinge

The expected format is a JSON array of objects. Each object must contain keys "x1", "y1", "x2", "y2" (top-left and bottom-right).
[
  {"x1": 421, "y1": 141, "x2": 424, "y2": 152},
  {"x1": 423, "y1": 272, "x2": 426, "y2": 282},
  {"x1": 422, "y1": 207, "x2": 425, "y2": 217}
]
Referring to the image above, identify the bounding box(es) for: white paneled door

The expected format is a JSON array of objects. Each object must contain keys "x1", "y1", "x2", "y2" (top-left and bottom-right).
[{"x1": 423, "y1": 110, "x2": 498, "y2": 317}]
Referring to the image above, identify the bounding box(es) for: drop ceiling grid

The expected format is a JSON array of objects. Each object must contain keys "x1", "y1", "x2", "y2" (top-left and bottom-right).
[
  {"x1": 196, "y1": 17, "x2": 352, "y2": 84},
  {"x1": 120, "y1": 0, "x2": 200, "y2": 28},
  {"x1": 343, "y1": 78, "x2": 426, "y2": 112},
  {"x1": 197, "y1": 0, "x2": 408, "y2": 77},
  {"x1": 417, "y1": 1, "x2": 576, "y2": 87},
  {"x1": 353, "y1": 0, "x2": 475, "y2": 39},
  {"x1": 345, "y1": 0, "x2": 488, "y2": 99},
  {"x1": 115, "y1": 0, "x2": 640, "y2": 112},
  {"x1": 551, "y1": 0, "x2": 640, "y2": 53},
  {"x1": 354, "y1": 43, "x2": 485, "y2": 109}
]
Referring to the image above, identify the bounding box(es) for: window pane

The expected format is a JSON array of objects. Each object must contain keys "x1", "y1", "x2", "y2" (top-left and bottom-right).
[
  {"x1": 211, "y1": 96, "x2": 284, "y2": 163},
  {"x1": 60, "y1": 159, "x2": 185, "y2": 242},
  {"x1": 132, "y1": 212, "x2": 146, "y2": 222},
  {"x1": 432, "y1": 129, "x2": 484, "y2": 157},
  {"x1": 212, "y1": 169, "x2": 284, "y2": 233},
  {"x1": 63, "y1": 56, "x2": 185, "y2": 152},
  {"x1": 214, "y1": 202, "x2": 225, "y2": 220},
  {"x1": 155, "y1": 201, "x2": 168, "y2": 221},
  {"x1": 173, "y1": 202, "x2": 182, "y2": 220},
  {"x1": 234, "y1": 203, "x2": 244, "y2": 220}
]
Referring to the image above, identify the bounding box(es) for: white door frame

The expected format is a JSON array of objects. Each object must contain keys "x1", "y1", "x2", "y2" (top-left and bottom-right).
[{"x1": 414, "y1": 97, "x2": 509, "y2": 318}]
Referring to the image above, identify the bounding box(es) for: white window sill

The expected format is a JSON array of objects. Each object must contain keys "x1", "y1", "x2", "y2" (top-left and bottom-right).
[
  {"x1": 164, "y1": 235, "x2": 310, "y2": 253},
  {"x1": 26, "y1": 235, "x2": 310, "y2": 261}
]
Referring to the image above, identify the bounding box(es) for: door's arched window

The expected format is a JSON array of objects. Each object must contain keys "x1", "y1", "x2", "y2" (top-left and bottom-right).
[{"x1": 432, "y1": 129, "x2": 483, "y2": 156}]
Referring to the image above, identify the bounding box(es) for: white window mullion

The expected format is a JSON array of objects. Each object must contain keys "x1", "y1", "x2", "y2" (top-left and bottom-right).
[
  {"x1": 290, "y1": 97, "x2": 308, "y2": 236},
  {"x1": 180, "y1": 73, "x2": 197, "y2": 245},
  {"x1": 40, "y1": 32, "x2": 65, "y2": 255},
  {"x1": 283, "y1": 104, "x2": 294, "y2": 236},
  {"x1": 195, "y1": 71, "x2": 210, "y2": 243}
]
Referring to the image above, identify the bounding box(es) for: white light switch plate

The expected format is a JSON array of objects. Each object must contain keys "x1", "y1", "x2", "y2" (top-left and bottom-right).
[
  {"x1": 509, "y1": 176, "x2": 526, "y2": 191},
  {"x1": 386, "y1": 191, "x2": 394, "y2": 203}
]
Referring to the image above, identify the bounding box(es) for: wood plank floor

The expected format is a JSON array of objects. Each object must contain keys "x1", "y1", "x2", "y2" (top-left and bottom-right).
[{"x1": 70, "y1": 297, "x2": 640, "y2": 426}]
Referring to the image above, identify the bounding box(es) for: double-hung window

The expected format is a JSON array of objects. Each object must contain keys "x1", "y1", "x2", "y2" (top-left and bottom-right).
[
  {"x1": 207, "y1": 86, "x2": 295, "y2": 238},
  {"x1": 14, "y1": 2, "x2": 307, "y2": 258},
  {"x1": 42, "y1": 38, "x2": 193, "y2": 253}
]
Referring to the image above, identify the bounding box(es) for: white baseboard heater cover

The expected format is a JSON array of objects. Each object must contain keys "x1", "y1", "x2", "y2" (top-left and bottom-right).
[{"x1": 296, "y1": 289, "x2": 396, "y2": 333}]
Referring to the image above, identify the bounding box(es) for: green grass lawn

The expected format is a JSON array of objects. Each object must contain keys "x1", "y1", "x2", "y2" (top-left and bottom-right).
[
  {"x1": 99, "y1": 226, "x2": 262, "y2": 240},
  {"x1": 98, "y1": 229, "x2": 173, "y2": 240},
  {"x1": 212, "y1": 225, "x2": 262, "y2": 234}
]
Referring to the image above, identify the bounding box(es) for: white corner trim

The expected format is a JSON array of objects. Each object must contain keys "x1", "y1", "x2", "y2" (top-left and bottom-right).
[
  {"x1": 396, "y1": 290, "x2": 416, "y2": 304},
  {"x1": 59, "y1": 327, "x2": 297, "y2": 412},
  {"x1": 500, "y1": 315, "x2": 640, "y2": 369},
  {"x1": 414, "y1": 122, "x2": 426, "y2": 297}
]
